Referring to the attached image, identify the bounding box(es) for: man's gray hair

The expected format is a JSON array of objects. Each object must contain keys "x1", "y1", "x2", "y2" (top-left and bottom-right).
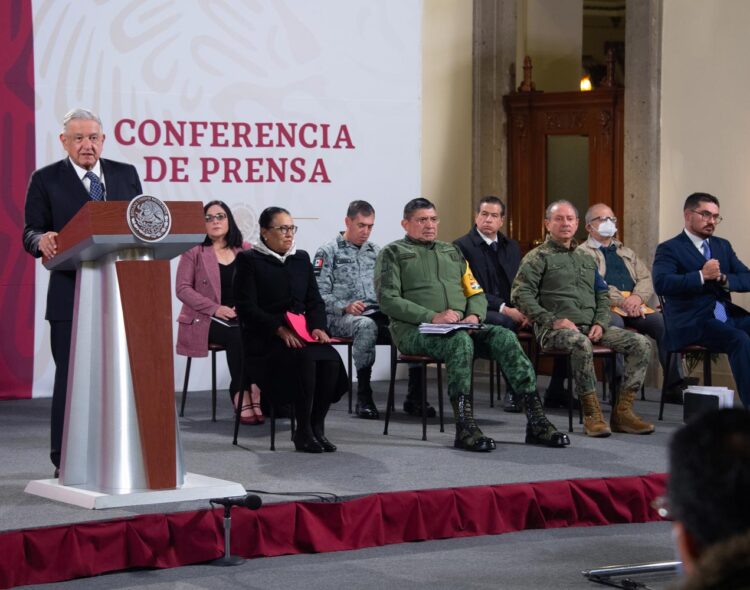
[
  {"x1": 62, "y1": 108, "x2": 103, "y2": 133},
  {"x1": 584, "y1": 203, "x2": 611, "y2": 224},
  {"x1": 545, "y1": 200, "x2": 579, "y2": 220}
]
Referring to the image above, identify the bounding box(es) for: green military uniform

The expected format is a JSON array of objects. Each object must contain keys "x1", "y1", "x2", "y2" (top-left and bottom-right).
[
  {"x1": 375, "y1": 236, "x2": 537, "y2": 401},
  {"x1": 511, "y1": 236, "x2": 651, "y2": 398}
]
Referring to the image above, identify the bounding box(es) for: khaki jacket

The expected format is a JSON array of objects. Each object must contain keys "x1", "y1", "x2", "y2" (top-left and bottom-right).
[{"x1": 578, "y1": 237, "x2": 655, "y2": 307}]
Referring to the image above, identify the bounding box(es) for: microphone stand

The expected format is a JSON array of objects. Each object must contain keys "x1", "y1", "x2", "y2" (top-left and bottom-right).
[{"x1": 210, "y1": 504, "x2": 245, "y2": 567}]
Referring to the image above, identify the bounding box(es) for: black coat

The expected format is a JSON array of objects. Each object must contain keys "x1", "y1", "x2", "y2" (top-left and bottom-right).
[
  {"x1": 22, "y1": 158, "x2": 143, "y2": 321},
  {"x1": 234, "y1": 248, "x2": 347, "y2": 403},
  {"x1": 454, "y1": 226, "x2": 521, "y2": 312}
]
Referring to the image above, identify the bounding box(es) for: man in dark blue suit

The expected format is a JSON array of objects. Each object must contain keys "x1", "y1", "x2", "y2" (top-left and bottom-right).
[
  {"x1": 22, "y1": 108, "x2": 143, "y2": 474},
  {"x1": 454, "y1": 196, "x2": 529, "y2": 412},
  {"x1": 653, "y1": 192, "x2": 750, "y2": 407}
]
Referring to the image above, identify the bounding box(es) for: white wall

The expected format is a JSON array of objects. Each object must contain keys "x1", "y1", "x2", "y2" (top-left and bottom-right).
[
  {"x1": 660, "y1": 0, "x2": 750, "y2": 385},
  {"x1": 517, "y1": 0, "x2": 583, "y2": 92}
]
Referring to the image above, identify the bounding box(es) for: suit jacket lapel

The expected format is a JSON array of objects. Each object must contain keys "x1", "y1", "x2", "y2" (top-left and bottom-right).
[
  {"x1": 201, "y1": 245, "x2": 222, "y2": 303},
  {"x1": 61, "y1": 158, "x2": 91, "y2": 206},
  {"x1": 677, "y1": 231, "x2": 707, "y2": 268}
]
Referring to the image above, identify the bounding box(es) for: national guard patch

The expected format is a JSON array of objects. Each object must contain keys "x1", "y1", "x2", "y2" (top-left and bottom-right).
[
  {"x1": 462, "y1": 262, "x2": 484, "y2": 297},
  {"x1": 313, "y1": 256, "x2": 325, "y2": 276}
]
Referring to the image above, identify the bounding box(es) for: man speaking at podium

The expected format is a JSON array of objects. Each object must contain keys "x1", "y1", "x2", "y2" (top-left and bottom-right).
[{"x1": 22, "y1": 108, "x2": 143, "y2": 476}]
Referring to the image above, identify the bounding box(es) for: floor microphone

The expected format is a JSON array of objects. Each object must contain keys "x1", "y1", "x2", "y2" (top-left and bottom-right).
[{"x1": 210, "y1": 494, "x2": 262, "y2": 509}]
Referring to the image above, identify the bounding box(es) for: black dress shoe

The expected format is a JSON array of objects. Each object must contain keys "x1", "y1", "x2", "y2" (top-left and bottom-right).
[
  {"x1": 544, "y1": 389, "x2": 579, "y2": 409},
  {"x1": 54, "y1": 468, "x2": 60, "y2": 478},
  {"x1": 355, "y1": 400, "x2": 380, "y2": 420},
  {"x1": 403, "y1": 398, "x2": 436, "y2": 418},
  {"x1": 313, "y1": 434, "x2": 337, "y2": 452},
  {"x1": 293, "y1": 432, "x2": 324, "y2": 453}
]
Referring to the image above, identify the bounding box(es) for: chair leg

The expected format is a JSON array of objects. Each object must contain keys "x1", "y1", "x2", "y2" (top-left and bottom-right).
[
  {"x1": 348, "y1": 344, "x2": 353, "y2": 414},
  {"x1": 384, "y1": 346, "x2": 397, "y2": 435},
  {"x1": 566, "y1": 356, "x2": 574, "y2": 433},
  {"x1": 180, "y1": 358, "x2": 192, "y2": 417},
  {"x1": 703, "y1": 352, "x2": 712, "y2": 386},
  {"x1": 609, "y1": 352, "x2": 618, "y2": 409},
  {"x1": 659, "y1": 353, "x2": 672, "y2": 421},
  {"x1": 421, "y1": 363, "x2": 428, "y2": 442},
  {"x1": 489, "y1": 360, "x2": 495, "y2": 408},
  {"x1": 437, "y1": 362, "x2": 444, "y2": 432},
  {"x1": 232, "y1": 384, "x2": 242, "y2": 445},
  {"x1": 211, "y1": 351, "x2": 217, "y2": 422},
  {"x1": 270, "y1": 404, "x2": 276, "y2": 451}
]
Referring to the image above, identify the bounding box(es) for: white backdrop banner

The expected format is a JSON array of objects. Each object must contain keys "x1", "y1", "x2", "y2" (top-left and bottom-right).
[{"x1": 31, "y1": 0, "x2": 422, "y2": 397}]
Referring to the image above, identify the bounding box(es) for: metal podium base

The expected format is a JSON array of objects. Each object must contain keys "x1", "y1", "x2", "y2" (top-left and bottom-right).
[{"x1": 25, "y1": 472, "x2": 246, "y2": 510}]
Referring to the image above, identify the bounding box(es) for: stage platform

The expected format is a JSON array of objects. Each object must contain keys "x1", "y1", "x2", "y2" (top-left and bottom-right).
[{"x1": 0, "y1": 375, "x2": 684, "y2": 588}]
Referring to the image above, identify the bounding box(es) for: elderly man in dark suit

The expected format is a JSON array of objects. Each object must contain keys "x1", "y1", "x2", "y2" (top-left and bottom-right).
[
  {"x1": 454, "y1": 196, "x2": 530, "y2": 412},
  {"x1": 653, "y1": 192, "x2": 750, "y2": 407},
  {"x1": 22, "y1": 108, "x2": 143, "y2": 475}
]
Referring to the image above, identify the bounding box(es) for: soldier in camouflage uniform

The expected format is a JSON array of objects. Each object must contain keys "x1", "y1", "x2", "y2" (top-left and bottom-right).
[
  {"x1": 511, "y1": 200, "x2": 654, "y2": 437},
  {"x1": 314, "y1": 201, "x2": 389, "y2": 419},
  {"x1": 375, "y1": 197, "x2": 569, "y2": 452}
]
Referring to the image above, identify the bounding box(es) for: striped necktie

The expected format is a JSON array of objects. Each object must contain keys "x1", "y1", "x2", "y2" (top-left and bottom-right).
[{"x1": 85, "y1": 170, "x2": 104, "y2": 201}]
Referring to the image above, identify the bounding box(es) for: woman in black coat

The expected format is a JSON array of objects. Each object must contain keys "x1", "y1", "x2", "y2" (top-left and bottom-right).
[{"x1": 234, "y1": 206, "x2": 348, "y2": 453}]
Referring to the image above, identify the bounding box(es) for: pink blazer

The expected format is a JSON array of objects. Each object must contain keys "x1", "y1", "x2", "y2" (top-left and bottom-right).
[{"x1": 175, "y1": 242, "x2": 249, "y2": 357}]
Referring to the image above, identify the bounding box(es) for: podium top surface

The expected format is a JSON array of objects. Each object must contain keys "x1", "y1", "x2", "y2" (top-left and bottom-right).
[{"x1": 45, "y1": 201, "x2": 207, "y2": 271}]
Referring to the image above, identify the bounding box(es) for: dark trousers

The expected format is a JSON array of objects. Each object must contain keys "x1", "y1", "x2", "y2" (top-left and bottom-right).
[
  {"x1": 207, "y1": 322, "x2": 248, "y2": 398},
  {"x1": 49, "y1": 320, "x2": 72, "y2": 469},
  {"x1": 296, "y1": 357, "x2": 341, "y2": 433},
  {"x1": 697, "y1": 316, "x2": 750, "y2": 407}
]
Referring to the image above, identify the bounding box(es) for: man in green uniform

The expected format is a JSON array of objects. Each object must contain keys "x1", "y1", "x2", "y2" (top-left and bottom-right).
[
  {"x1": 375, "y1": 197, "x2": 569, "y2": 452},
  {"x1": 511, "y1": 200, "x2": 654, "y2": 437}
]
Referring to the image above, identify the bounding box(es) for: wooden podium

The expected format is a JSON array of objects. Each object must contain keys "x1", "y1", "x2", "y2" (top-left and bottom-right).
[{"x1": 26, "y1": 199, "x2": 246, "y2": 508}]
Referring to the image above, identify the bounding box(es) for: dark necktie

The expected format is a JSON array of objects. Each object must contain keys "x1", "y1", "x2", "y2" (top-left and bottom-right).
[
  {"x1": 490, "y1": 241, "x2": 498, "y2": 253},
  {"x1": 85, "y1": 170, "x2": 104, "y2": 201},
  {"x1": 702, "y1": 240, "x2": 727, "y2": 322}
]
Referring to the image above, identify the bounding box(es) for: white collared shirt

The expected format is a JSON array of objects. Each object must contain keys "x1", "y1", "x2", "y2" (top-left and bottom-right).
[
  {"x1": 69, "y1": 158, "x2": 106, "y2": 199},
  {"x1": 475, "y1": 226, "x2": 497, "y2": 247}
]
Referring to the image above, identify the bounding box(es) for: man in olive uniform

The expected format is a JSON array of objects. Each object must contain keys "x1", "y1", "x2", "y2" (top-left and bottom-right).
[
  {"x1": 375, "y1": 197, "x2": 569, "y2": 452},
  {"x1": 511, "y1": 200, "x2": 654, "y2": 437}
]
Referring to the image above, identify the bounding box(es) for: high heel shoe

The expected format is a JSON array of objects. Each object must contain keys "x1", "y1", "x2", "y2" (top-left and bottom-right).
[
  {"x1": 250, "y1": 384, "x2": 264, "y2": 424},
  {"x1": 292, "y1": 431, "x2": 324, "y2": 453},
  {"x1": 234, "y1": 392, "x2": 257, "y2": 425}
]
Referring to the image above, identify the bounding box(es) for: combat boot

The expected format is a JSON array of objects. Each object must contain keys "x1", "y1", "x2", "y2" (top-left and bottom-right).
[
  {"x1": 611, "y1": 390, "x2": 655, "y2": 434},
  {"x1": 451, "y1": 394, "x2": 494, "y2": 452},
  {"x1": 579, "y1": 392, "x2": 611, "y2": 438},
  {"x1": 520, "y1": 391, "x2": 570, "y2": 447},
  {"x1": 355, "y1": 367, "x2": 379, "y2": 419}
]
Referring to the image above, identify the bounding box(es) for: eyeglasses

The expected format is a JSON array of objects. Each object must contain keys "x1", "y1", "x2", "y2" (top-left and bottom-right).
[
  {"x1": 413, "y1": 216, "x2": 440, "y2": 225},
  {"x1": 270, "y1": 225, "x2": 298, "y2": 235},
  {"x1": 204, "y1": 213, "x2": 227, "y2": 222},
  {"x1": 691, "y1": 209, "x2": 723, "y2": 224},
  {"x1": 592, "y1": 216, "x2": 617, "y2": 224}
]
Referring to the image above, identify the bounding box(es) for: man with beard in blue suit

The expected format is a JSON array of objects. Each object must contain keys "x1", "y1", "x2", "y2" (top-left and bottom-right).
[
  {"x1": 653, "y1": 192, "x2": 750, "y2": 407},
  {"x1": 22, "y1": 108, "x2": 143, "y2": 476}
]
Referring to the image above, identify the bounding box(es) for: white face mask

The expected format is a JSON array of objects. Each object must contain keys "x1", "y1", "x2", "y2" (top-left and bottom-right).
[{"x1": 596, "y1": 219, "x2": 617, "y2": 238}]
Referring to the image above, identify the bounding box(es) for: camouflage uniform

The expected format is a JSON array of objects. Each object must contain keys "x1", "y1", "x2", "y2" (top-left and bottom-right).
[
  {"x1": 375, "y1": 236, "x2": 536, "y2": 399},
  {"x1": 314, "y1": 233, "x2": 382, "y2": 371},
  {"x1": 511, "y1": 236, "x2": 651, "y2": 398}
]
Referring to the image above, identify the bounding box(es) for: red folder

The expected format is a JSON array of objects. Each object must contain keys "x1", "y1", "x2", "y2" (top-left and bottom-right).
[{"x1": 285, "y1": 312, "x2": 343, "y2": 343}]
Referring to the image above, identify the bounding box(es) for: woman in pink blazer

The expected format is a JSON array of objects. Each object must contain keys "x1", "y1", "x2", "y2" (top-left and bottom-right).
[{"x1": 176, "y1": 200, "x2": 262, "y2": 424}]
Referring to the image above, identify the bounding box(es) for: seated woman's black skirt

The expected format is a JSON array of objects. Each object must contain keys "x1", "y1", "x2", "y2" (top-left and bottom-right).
[{"x1": 250, "y1": 340, "x2": 349, "y2": 405}]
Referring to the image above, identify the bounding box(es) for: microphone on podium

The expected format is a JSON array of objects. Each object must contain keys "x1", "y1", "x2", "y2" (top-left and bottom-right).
[{"x1": 210, "y1": 494, "x2": 262, "y2": 510}]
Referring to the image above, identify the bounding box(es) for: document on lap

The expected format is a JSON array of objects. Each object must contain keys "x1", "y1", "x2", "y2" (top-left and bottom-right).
[
  {"x1": 611, "y1": 290, "x2": 655, "y2": 317},
  {"x1": 285, "y1": 311, "x2": 344, "y2": 342},
  {"x1": 418, "y1": 323, "x2": 484, "y2": 335}
]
